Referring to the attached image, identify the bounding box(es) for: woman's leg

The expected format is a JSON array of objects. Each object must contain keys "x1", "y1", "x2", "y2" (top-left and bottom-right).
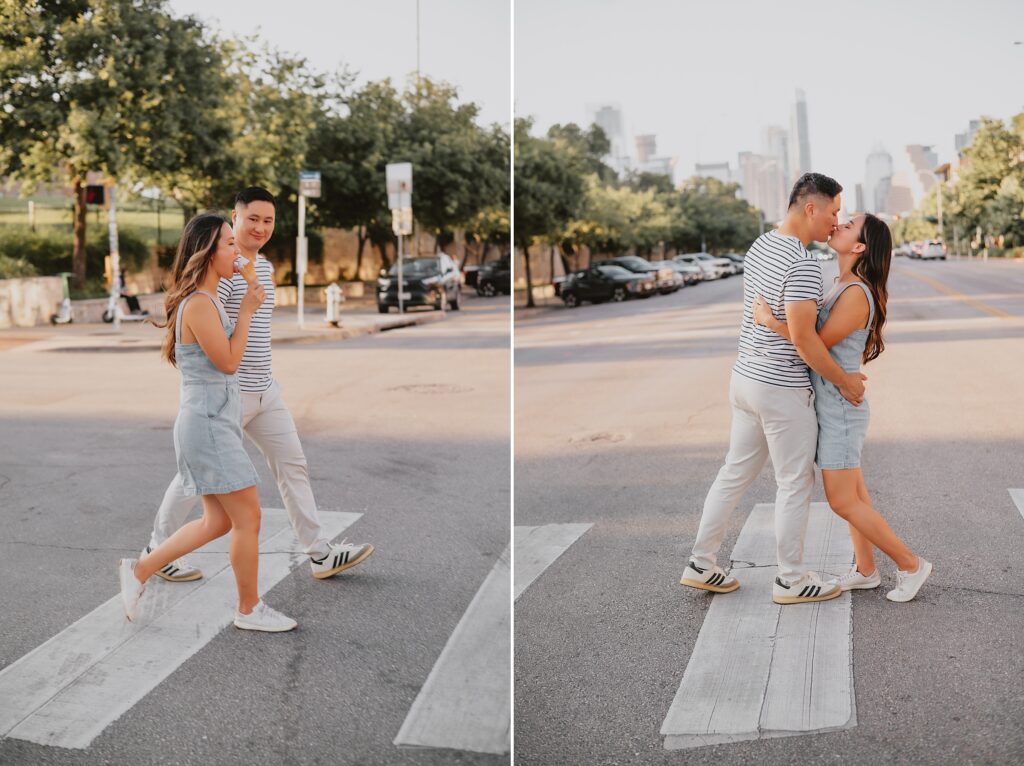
[
  {"x1": 136, "y1": 495, "x2": 232, "y2": 582},
  {"x1": 850, "y1": 475, "x2": 877, "y2": 575},
  {"x1": 821, "y1": 468, "x2": 918, "y2": 572},
  {"x1": 211, "y1": 487, "x2": 262, "y2": 614}
]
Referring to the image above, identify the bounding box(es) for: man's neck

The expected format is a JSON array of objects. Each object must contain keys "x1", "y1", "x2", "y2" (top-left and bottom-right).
[
  {"x1": 776, "y1": 214, "x2": 812, "y2": 247},
  {"x1": 239, "y1": 248, "x2": 259, "y2": 262}
]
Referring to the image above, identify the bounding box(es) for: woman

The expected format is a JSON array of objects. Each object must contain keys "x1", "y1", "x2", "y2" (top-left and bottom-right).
[
  {"x1": 752, "y1": 213, "x2": 931, "y2": 602},
  {"x1": 118, "y1": 213, "x2": 297, "y2": 631}
]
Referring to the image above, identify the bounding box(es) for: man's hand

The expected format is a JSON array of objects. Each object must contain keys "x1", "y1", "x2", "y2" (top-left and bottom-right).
[{"x1": 838, "y1": 371, "x2": 867, "y2": 406}]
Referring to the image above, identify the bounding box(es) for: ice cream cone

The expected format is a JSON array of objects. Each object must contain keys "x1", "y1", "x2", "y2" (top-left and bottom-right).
[{"x1": 233, "y1": 255, "x2": 258, "y2": 285}]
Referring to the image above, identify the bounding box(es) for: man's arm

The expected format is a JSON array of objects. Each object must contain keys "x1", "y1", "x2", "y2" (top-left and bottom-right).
[{"x1": 786, "y1": 300, "x2": 866, "y2": 405}]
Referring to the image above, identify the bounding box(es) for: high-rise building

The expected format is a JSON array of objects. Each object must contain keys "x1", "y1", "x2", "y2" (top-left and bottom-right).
[
  {"x1": 736, "y1": 152, "x2": 786, "y2": 223},
  {"x1": 955, "y1": 120, "x2": 981, "y2": 156},
  {"x1": 589, "y1": 104, "x2": 631, "y2": 175},
  {"x1": 695, "y1": 161, "x2": 733, "y2": 185},
  {"x1": 761, "y1": 125, "x2": 789, "y2": 182},
  {"x1": 635, "y1": 134, "x2": 657, "y2": 164},
  {"x1": 855, "y1": 184, "x2": 864, "y2": 213},
  {"x1": 788, "y1": 89, "x2": 812, "y2": 185},
  {"x1": 864, "y1": 145, "x2": 893, "y2": 215},
  {"x1": 905, "y1": 144, "x2": 939, "y2": 204}
]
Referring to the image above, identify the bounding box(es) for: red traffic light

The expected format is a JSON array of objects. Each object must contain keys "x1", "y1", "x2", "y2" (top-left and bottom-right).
[{"x1": 85, "y1": 185, "x2": 105, "y2": 205}]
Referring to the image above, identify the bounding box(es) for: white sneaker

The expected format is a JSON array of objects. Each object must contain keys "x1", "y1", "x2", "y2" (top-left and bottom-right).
[
  {"x1": 233, "y1": 601, "x2": 297, "y2": 632},
  {"x1": 837, "y1": 566, "x2": 881, "y2": 591},
  {"x1": 142, "y1": 546, "x2": 203, "y2": 582},
  {"x1": 886, "y1": 557, "x2": 932, "y2": 603},
  {"x1": 773, "y1": 571, "x2": 841, "y2": 605},
  {"x1": 310, "y1": 540, "x2": 374, "y2": 580},
  {"x1": 679, "y1": 559, "x2": 740, "y2": 593},
  {"x1": 118, "y1": 558, "x2": 146, "y2": 622}
]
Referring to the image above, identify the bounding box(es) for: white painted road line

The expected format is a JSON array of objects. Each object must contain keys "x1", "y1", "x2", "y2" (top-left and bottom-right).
[
  {"x1": 513, "y1": 523, "x2": 593, "y2": 601},
  {"x1": 394, "y1": 546, "x2": 511, "y2": 755},
  {"x1": 0, "y1": 508, "x2": 360, "y2": 750},
  {"x1": 661, "y1": 502, "x2": 855, "y2": 749},
  {"x1": 1008, "y1": 489, "x2": 1024, "y2": 522}
]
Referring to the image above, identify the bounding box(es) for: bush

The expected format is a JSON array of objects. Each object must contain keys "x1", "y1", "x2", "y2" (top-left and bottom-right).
[
  {"x1": 0, "y1": 225, "x2": 152, "y2": 277},
  {"x1": 0, "y1": 254, "x2": 38, "y2": 279}
]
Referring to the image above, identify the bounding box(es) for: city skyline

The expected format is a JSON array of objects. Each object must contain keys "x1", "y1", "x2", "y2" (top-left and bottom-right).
[{"x1": 516, "y1": 0, "x2": 1024, "y2": 209}]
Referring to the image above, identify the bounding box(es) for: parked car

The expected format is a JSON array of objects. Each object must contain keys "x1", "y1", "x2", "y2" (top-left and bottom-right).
[
  {"x1": 721, "y1": 253, "x2": 745, "y2": 273},
  {"x1": 659, "y1": 260, "x2": 702, "y2": 286},
  {"x1": 476, "y1": 255, "x2": 511, "y2": 296},
  {"x1": 377, "y1": 254, "x2": 461, "y2": 313},
  {"x1": 921, "y1": 240, "x2": 946, "y2": 260},
  {"x1": 909, "y1": 240, "x2": 926, "y2": 259},
  {"x1": 675, "y1": 253, "x2": 728, "y2": 280},
  {"x1": 893, "y1": 243, "x2": 913, "y2": 257},
  {"x1": 560, "y1": 264, "x2": 656, "y2": 307},
  {"x1": 609, "y1": 255, "x2": 679, "y2": 294},
  {"x1": 699, "y1": 253, "x2": 738, "y2": 276}
]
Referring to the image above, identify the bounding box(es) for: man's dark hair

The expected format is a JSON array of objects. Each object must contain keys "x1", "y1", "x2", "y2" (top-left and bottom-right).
[
  {"x1": 235, "y1": 187, "x2": 276, "y2": 209},
  {"x1": 787, "y1": 173, "x2": 842, "y2": 210}
]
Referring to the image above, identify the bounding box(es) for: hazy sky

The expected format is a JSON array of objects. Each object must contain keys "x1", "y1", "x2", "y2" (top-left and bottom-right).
[
  {"x1": 515, "y1": 0, "x2": 1024, "y2": 196},
  {"x1": 166, "y1": 0, "x2": 511, "y2": 127}
]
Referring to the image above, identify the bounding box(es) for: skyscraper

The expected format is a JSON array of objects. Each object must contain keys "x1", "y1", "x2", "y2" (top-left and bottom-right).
[
  {"x1": 788, "y1": 89, "x2": 811, "y2": 185},
  {"x1": 864, "y1": 145, "x2": 893, "y2": 215},
  {"x1": 589, "y1": 104, "x2": 631, "y2": 176}
]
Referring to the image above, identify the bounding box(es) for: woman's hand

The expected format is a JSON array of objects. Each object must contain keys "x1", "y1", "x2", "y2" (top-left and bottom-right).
[
  {"x1": 240, "y1": 281, "x2": 266, "y2": 315},
  {"x1": 752, "y1": 295, "x2": 774, "y2": 328}
]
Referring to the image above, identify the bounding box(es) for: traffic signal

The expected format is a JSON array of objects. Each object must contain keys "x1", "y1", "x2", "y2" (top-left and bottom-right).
[{"x1": 85, "y1": 185, "x2": 105, "y2": 205}]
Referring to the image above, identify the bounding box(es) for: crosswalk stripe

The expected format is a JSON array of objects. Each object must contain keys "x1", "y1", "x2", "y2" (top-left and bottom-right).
[
  {"x1": 1007, "y1": 489, "x2": 1024, "y2": 522},
  {"x1": 513, "y1": 523, "x2": 593, "y2": 601},
  {"x1": 0, "y1": 508, "x2": 360, "y2": 750},
  {"x1": 393, "y1": 546, "x2": 510, "y2": 755},
  {"x1": 661, "y1": 502, "x2": 855, "y2": 749}
]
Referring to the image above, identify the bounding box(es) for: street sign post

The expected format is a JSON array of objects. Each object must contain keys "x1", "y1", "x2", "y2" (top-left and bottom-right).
[
  {"x1": 297, "y1": 171, "x2": 321, "y2": 329},
  {"x1": 107, "y1": 185, "x2": 121, "y2": 330},
  {"x1": 386, "y1": 163, "x2": 413, "y2": 313}
]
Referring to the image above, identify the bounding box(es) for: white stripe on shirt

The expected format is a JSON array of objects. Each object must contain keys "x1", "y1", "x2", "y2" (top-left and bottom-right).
[
  {"x1": 217, "y1": 254, "x2": 275, "y2": 393},
  {"x1": 733, "y1": 230, "x2": 824, "y2": 389}
]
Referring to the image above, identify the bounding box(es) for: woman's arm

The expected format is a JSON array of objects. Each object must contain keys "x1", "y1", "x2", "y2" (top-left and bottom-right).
[
  {"x1": 753, "y1": 287, "x2": 869, "y2": 349},
  {"x1": 184, "y1": 287, "x2": 263, "y2": 374}
]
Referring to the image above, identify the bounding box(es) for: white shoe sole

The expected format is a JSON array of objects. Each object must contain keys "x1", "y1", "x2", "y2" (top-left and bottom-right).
[
  {"x1": 840, "y1": 577, "x2": 881, "y2": 591},
  {"x1": 233, "y1": 619, "x2": 298, "y2": 633},
  {"x1": 680, "y1": 576, "x2": 740, "y2": 594}
]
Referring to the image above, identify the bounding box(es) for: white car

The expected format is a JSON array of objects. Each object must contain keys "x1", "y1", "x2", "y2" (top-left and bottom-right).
[
  {"x1": 674, "y1": 254, "x2": 719, "y2": 280},
  {"x1": 921, "y1": 240, "x2": 946, "y2": 260}
]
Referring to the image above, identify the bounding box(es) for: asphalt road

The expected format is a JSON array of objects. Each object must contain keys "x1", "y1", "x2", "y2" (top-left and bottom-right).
[
  {"x1": 513, "y1": 257, "x2": 1024, "y2": 765},
  {"x1": 0, "y1": 295, "x2": 511, "y2": 766}
]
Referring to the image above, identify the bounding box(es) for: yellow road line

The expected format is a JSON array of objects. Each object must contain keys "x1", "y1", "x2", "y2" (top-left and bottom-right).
[{"x1": 894, "y1": 266, "x2": 1013, "y2": 319}]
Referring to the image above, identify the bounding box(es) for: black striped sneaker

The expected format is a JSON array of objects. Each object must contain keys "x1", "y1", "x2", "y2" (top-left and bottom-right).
[
  {"x1": 679, "y1": 560, "x2": 740, "y2": 593},
  {"x1": 142, "y1": 546, "x2": 203, "y2": 582},
  {"x1": 310, "y1": 540, "x2": 374, "y2": 580},
  {"x1": 772, "y1": 571, "x2": 841, "y2": 605}
]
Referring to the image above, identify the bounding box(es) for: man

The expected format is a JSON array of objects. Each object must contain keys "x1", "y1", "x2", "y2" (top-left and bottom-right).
[
  {"x1": 680, "y1": 173, "x2": 864, "y2": 605},
  {"x1": 144, "y1": 187, "x2": 374, "y2": 581}
]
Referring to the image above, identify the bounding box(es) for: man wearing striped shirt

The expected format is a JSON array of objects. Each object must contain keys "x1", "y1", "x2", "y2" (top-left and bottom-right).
[
  {"x1": 144, "y1": 187, "x2": 374, "y2": 582},
  {"x1": 679, "y1": 173, "x2": 866, "y2": 605}
]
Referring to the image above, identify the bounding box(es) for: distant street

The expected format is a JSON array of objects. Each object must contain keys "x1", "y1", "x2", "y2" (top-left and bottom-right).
[
  {"x1": 0, "y1": 296, "x2": 510, "y2": 766},
  {"x1": 514, "y1": 258, "x2": 1024, "y2": 765}
]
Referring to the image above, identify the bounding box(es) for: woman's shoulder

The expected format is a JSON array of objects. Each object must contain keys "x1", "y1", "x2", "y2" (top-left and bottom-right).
[
  {"x1": 831, "y1": 281, "x2": 871, "y2": 314},
  {"x1": 182, "y1": 292, "x2": 221, "y2": 321}
]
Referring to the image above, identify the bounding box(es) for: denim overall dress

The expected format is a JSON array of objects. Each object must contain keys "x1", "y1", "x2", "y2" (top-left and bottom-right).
[
  {"x1": 173, "y1": 291, "x2": 258, "y2": 496},
  {"x1": 811, "y1": 281, "x2": 875, "y2": 470}
]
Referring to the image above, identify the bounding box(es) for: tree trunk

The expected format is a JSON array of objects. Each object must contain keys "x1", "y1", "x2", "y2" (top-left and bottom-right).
[
  {"x1": 454, "y1": 227, "x2": 468, "y2": 269},
  {"x1": 355, "y1": 225, "x2": 367, "y2": 280},
  {"x1": 522, "y1": 245, "x2": 535, "y2": 308},
  {"x1": 72, "y1": 176, "x2": 87, "y2": 290}
]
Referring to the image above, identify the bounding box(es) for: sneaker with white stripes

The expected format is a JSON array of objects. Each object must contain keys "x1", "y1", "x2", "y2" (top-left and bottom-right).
[
  {"x1": 837, "y1": 566, "x2": 881, "y2": 591},
  {"x1": 772, "y1": 571, "x2": 841, "y2": 605},
  {"x1": 886, "y1": 557, "x2": 932, "y2": 603},
  {"x1": 310, "y1": 540, "x2": 374, "y2": 580},
  {"x1": 142, "y1": 546, "x2": 203, "y2": 582},
  {"x1": 679, "y1": 560, "x2": 740, "y2": 593},
  {"x1": 118, "y1": 558, "x2": 146, "y2": 622},
  {"x1": 233, "y1": 600, "x2": 297, "y2": 633}
]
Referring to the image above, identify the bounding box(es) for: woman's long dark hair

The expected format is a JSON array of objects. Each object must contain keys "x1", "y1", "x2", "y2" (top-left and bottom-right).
[
  {"x1": 852, "y1": 213, "x2": 891, "y2": 364},
  {"x1": 151, "y1": 213, "x2": 228, "y2": 367}
]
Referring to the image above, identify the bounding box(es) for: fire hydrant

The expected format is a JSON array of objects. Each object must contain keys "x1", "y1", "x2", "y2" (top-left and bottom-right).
[{"x1": 325, "y1": 283, "x2": 344, "y2": 327}]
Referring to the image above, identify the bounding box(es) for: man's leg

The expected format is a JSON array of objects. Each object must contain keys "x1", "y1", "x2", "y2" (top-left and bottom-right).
[
  {"x1": 759, "y1": 386, "x2": 818, "y2": 583},
  {"x1": 241, "y1": 382, "x2": 330, "y2": 556},
  {"x1": 690, "y1": 373, "x2": 771, "y2": 571}
]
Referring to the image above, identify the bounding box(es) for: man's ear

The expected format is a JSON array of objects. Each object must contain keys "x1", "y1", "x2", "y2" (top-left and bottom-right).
[
  {"x1": 230, "y1": 208, "x2": 237, "y2": 226},
  {"x1": 803, "y1": 199, "x2": 817, "y2": 218}
]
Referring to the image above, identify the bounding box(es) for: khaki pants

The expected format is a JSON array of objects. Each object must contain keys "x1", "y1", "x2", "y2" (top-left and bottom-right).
[
  {"x1": 690, "y1": 371, "x2": 818, "y2": 582},
  {"x1": 150, "y1": 380, "x2": 330, "y2": 557}
]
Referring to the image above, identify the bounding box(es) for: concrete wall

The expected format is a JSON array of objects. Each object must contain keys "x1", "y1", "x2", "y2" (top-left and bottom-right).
[{"x1": 0, "y1": 277, "x2": 64, "y2": 328}]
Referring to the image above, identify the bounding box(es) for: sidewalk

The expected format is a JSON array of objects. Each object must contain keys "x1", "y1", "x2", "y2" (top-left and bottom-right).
[{"x1": 0, "y1": 298, "x2": 447, "y2": 353}]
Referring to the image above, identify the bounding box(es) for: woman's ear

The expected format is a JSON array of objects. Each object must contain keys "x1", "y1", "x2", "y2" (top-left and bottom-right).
[{"x1": 852, "y1": 241, "x2": 867, "y2": 256}]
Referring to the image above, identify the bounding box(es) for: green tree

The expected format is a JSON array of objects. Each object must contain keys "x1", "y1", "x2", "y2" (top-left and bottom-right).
[
  {"x1": 0, "y1": 0, "x2": 236, "y2": 287},
  {"x1": 513, "y1": 118, "x2": 585, "y2": 307},
  {"x1": 670, "y1": 177, "x2": 760, "y2": 253}
]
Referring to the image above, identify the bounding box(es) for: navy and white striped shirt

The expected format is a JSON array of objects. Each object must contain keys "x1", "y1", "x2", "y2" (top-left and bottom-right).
[
  {"x1": 733, "y1": 230, "x2": 824, "y2": 389},
  {"x1": 217, "y1": 254, "x2": 275, "y2": 393}
]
